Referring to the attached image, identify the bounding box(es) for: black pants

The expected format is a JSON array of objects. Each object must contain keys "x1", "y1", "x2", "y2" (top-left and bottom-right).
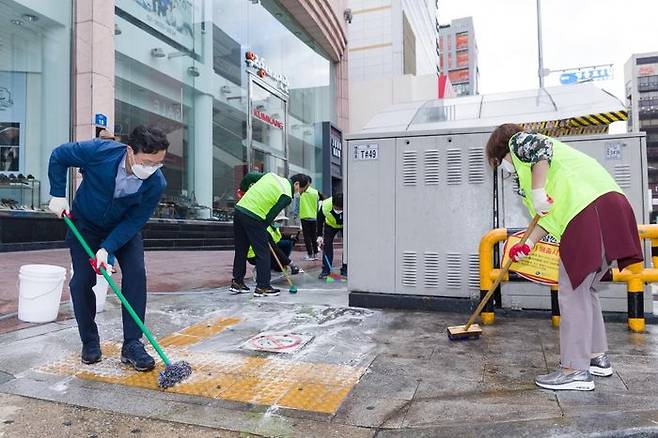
[
  {"x1": 321, "y1": 226, "x2": 347, "y2": 275},
  {"x1": 301, "y1": 219, "x2": 318, "y2": 256},
  {"x1": 232, "y1": 210, "x2": 271, "y2": 288},
  {"x1": 68, "y1": 220, "x2": 146, "y2": 345}
]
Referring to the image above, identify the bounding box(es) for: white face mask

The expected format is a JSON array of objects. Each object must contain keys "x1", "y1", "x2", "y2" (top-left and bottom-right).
[
  {"x1": 132, "y1": 163, "x2": 161, "y2": 180},
  {"x1": 333, "y1": 209, "x2": 343, "y2": 215},
  {"x1": 500, "y1": 159, "x2": 516, "y2": 174},
  {"x1": 129, "y1": 150, "x2": 162, "y2": 180}
]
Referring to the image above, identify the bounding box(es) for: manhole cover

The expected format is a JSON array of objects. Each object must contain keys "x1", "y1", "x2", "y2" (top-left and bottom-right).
[{"x1": 241, "y1": 332, "x2": 313, "y2": 353}]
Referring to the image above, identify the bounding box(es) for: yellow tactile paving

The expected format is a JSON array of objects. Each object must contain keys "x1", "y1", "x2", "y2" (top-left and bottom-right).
[{"x1": 36, "y1": 315, "x2": 366, "y2": 414}]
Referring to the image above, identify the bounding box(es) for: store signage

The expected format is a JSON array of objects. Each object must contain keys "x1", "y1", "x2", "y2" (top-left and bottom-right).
[
  {"x1": 245, "y1": 51, "x2": 290, "y2": 93},
  {"x1": 639, "y1": 66, "x2": 656, "y2": 76},
  {"x1": 559, "y1": 66, "x2": 612, "y2": 85},
  {"x1": 330, "y1": 130, "x2": 342, "y2": 159},
  {"x1": 94, "y1": 113, "x2": 108, "y2": 128},
  {"x1": 253, "y1": 109, "x2": 284, "y2": 130}
]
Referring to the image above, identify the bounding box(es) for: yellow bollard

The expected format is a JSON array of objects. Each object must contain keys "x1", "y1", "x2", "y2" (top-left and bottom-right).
[{"x1": 550, "y1": 284, "x2": 560, "y2": 328}]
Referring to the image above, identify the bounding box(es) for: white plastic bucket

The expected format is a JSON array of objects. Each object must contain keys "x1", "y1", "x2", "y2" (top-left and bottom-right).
[
  {"x1": 18, "y1": 264, "x2": 67, "y2": 323},
  {"x1": 69, "y1": 264, "x2": 111, "y2": 314}
]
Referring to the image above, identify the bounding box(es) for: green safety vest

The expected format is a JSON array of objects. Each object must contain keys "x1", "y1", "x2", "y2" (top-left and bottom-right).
[
  {"x1": 299, "y1": 187, "x2": 319, "y2": 220},
  {"x1": 247, "y1": 226, "x2": 282, "y2": 259},
  {"x1": 236, "y1": 172, "x2": 292, "y2": 221},
  {"x1": 322, "y1": 197, "x2": 342, "y2": 229},
  {"x1": 510, "y1": 134, "x2": 622, "y2": 241}
]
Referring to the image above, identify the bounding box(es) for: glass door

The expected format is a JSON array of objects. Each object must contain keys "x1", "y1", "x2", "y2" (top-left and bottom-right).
[{"x1": 247, "y1": 74, "x2": 288, "y2": 175}]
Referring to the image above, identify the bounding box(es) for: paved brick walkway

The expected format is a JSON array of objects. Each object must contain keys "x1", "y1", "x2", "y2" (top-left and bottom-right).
[{"x1": 0, "y1": 248, "x2": 339, "y2": 333}]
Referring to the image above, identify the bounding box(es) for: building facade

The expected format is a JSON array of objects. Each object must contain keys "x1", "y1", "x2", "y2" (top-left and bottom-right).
[
  {"x1": 346, "y1": 0, "x2": 439, "y2": 131},
  {"x1": 0, "y1": 0, "x2": 348, "y2": 223},
  {"x1": 625, "y1": 52, "x2": 658, "y2": 204},
  {"x1": 346, "y1": 0, "x2": 439, "y2": 82},
  {"x1": 438, "y1": 16, "x2": 478, "y2": 96}
]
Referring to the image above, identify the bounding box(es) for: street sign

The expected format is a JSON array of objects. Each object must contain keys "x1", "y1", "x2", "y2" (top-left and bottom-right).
[
  {"x1": 559, "y1": 66, "x2": 612, "y2": 85},
  {"x1": 94, "y1": 113, "x2": 108, "y2": 127}
]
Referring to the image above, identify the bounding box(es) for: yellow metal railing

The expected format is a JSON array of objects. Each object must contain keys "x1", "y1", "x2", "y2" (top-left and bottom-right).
[{"x1": 479, "y1": 225, "x2": 658, "y2": 333}]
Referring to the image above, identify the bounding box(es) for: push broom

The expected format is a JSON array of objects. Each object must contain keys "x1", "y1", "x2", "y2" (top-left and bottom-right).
[
  {"x1": 268, "y1": 243, "x2": 298, "y2": 293},
  {"x1": 447, "y1": 214, "x2": 540, "y2": 340},
  {"x1": 63, "y1": 213, "x2": 192, "y2": 388}
]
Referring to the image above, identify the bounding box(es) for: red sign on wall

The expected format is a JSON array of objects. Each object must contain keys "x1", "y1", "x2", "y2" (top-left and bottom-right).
[{"x1": 253, "y1": 109, "x2": 284, "y2": 130}]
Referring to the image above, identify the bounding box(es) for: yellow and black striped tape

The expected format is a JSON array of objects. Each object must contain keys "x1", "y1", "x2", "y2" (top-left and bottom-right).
[{"x1": 569, "y1": 110, "x2": 628, "y2": 127}]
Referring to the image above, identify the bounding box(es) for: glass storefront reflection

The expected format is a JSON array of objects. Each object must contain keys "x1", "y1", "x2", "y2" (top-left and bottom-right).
[{"x1": 115, "y1": 0, "x2": 336, "y2": 221}]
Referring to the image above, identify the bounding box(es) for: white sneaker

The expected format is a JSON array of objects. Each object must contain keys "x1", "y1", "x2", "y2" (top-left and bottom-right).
[{"x1": 303, "y1": 255, "x2": 314, "y2": 261}]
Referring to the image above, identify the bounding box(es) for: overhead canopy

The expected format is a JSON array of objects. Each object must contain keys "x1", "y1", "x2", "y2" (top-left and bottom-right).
[{"x1": 359, "y1": 83, "x2": 628, "y2": 137}]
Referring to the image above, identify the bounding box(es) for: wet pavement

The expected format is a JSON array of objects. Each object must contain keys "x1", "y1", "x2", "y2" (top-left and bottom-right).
[{"x1": 2, "y1": 268, "x2": 658, "y2": 437}]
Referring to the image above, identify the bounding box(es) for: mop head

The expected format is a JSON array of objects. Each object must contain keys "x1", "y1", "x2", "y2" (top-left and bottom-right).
[
  {"x1": 325, "y1": 276, "x2": 335, "y2": 283},
  {"x1": 289, "y1": 285, "x2": 298, "y2": 294},
  {"x1": 158, "y1": 360, "x2": 192, "y2": 389}
]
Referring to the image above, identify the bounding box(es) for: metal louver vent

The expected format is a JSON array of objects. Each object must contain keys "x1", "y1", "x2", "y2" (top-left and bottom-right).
[
  {"x1": 446, "y1": 149, "x2": 462, "y2": 185},
  {"x1": 468, "y1": 147, "x2": 485, "y2": 184},
  {"x1": 446, "y1": 253, "x2": 462, "y2": 289},
  {"x1": 468, "y1": 253, "x2": 480, "y2": 290},
  {"x1": 402, "y1": 251, "x2": 418, "y2": 287},
  {"x1": 614, "y1": 164, "x2": 632, "y2": 188},
  {"x1": 402, "y1": 151, "x2": 418, "y2": 186},
  {"x1": 425, "y1": 150, "x2": 440, "y2": 185},
  {"x1": 425, "y1": 252, "x2": 440, "y2": 288}
]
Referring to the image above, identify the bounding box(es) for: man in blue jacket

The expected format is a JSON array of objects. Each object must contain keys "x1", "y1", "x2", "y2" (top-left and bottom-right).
[{"x1": 48, "y1": 126, "x2": 168, "y2": 371}]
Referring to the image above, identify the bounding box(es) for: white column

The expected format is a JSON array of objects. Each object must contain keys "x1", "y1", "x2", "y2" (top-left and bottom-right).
[{"x1": 193, "y1": 92, "x2": 213, "y2": 218}]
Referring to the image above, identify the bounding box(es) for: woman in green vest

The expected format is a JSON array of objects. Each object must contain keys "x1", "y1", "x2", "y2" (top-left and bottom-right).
[
  {"x1": 247, "y1": 213, "x2": 300, "y2": 275},
  {"x1": 486, "y1": 123, "x2": 642, "y2": 392},
  {"x1": 298, "y1": 180, "x2": 321, "y2": 260},
  {"x1": 317, "y1": 193, "x2": 347, "y2": 279}
]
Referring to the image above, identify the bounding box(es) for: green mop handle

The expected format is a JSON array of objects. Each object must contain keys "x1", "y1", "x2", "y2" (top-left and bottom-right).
[{"x1": 63, "y1": 213, "x2": 171, "y2": 366}]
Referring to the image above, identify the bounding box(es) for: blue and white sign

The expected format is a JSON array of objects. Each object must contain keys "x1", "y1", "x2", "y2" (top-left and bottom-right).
[
  {"x1": 560, "y1": 66, "x2": 613, "y2": 85},
  {"x1": 94, "y1": 113, "x2": 108, "y2": 128}
]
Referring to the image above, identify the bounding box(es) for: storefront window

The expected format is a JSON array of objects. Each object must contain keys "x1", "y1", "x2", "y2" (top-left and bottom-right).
[
  {"x1": 0, "y1": 0, "x2": 72, "y2": 211},
  {"x1": 115, "y1": 0, "x2": 336, "y2": 221},
  {"x1": 114, "y1": 0, "x2": 204, "y2": 219}
]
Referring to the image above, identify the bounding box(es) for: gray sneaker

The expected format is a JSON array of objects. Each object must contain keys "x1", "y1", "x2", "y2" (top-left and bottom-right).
[
  {"x1": 535, "y1": 369, "x2": 595, "y2": 391},
  {"x1": 590, "y1": 353, "x2": 613, "y2": 377}
]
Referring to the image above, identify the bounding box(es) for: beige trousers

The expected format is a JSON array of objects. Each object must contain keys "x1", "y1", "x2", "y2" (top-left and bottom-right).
[{"x1": 558, "y1": 246, "x2": 610, "y2": 371}]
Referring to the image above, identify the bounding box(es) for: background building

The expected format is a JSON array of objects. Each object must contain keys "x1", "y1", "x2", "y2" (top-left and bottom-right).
[
  {"x1": 346, "y1": 0, "x2": 440, "y2": 132},
  {"x1": 438, "y1": 16, "x2": 478, "y2": 96},
  {"x1": 0, "y1": 0, "x2": 349, "y2": 250},
  {"x1": 625, "y1": 52, "x2": 658, "y2": 205}
]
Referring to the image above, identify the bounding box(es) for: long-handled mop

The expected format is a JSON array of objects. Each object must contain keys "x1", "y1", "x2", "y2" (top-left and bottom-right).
[
  {"x1": 63, "y1": 213, "x2": 192, "y2": 388},
  {"x1": 268, "y1": 243, "x2": 298, "y2": 293},
  {"x1": 447, "y1": 215, "x2": 541, "y2": 340}
]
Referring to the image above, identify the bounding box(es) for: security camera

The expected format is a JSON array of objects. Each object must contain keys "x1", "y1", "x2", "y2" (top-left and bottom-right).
[
  {"x1": 344, "y1": 9, "x2": 353, "y2": 24},
  {"x1": 187, "y1": 66, "x2": 200, "y2": 77}
]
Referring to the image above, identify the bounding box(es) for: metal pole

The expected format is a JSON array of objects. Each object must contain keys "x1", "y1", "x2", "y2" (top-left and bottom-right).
[{"x1": 536, "y1": 0, "x2": 544, "y2": 88}]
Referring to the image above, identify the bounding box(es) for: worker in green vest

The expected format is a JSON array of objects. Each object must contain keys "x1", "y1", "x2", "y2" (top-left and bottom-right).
[
  {"x1": 317, "y1": 193, "x2": 347, "y2": 279},
  {"x1": 247, "y1": 213, "x2": 300, "y2": 275},
  {"x1": 230, "y1": 172, "x2": 309, "y2": 297},
  {"x1": 486, "y1": 124, "x2": 642, "y2": 392},
  {"x1": 298, "y1": 178, "x2": 321, "y2": 260}
]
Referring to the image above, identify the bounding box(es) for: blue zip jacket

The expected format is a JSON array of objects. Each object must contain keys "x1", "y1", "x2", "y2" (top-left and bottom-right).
[{"x1": 48, "y1": 139, "x2": 166, "y2": 254}]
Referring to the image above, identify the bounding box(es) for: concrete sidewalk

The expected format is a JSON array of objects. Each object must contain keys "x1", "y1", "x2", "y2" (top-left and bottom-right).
[{"x1": 1, "y1": 269, "x2": 658, "y2": 437}]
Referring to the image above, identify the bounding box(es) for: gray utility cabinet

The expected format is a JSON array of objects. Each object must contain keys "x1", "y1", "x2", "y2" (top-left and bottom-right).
[{"x1": 347, "y1": 128, "x2": 650, "y2": 313}]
